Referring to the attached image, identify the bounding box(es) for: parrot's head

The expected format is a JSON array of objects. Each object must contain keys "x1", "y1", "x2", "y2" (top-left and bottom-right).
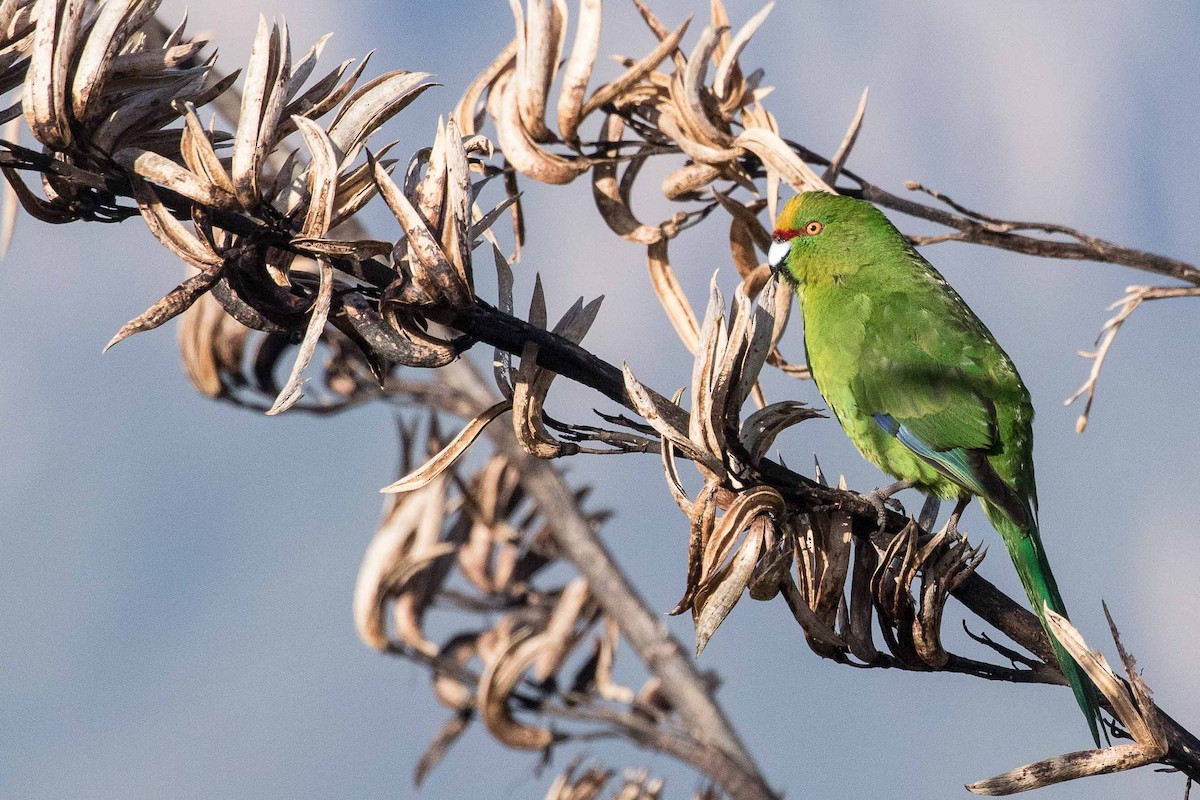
[{"x1": 768, "y1": 191, "x2": 901, "y2": 287}]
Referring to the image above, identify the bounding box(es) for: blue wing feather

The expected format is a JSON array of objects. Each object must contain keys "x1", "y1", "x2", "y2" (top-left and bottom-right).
[{"x1": 872, "y1": 413, "x2": 989, "y2": 498}]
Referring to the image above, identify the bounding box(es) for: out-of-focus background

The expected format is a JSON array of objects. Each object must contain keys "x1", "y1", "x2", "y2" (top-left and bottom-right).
[{"x1": 2, "y1": 1, "x2": 1197, "y2": 797}]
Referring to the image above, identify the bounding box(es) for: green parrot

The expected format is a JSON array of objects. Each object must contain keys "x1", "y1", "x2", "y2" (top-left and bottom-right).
[{"x1": 767, "y1": 191, "x2": 1101, "y2": 745}]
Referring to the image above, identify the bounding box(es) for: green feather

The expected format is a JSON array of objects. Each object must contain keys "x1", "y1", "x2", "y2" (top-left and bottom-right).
[
  {"x1": 773, "y1": 191, "x2": 1102, "y2": 744},
  {"x1": 981, "y1": 499, "x2": 1103, "y2": 747}
]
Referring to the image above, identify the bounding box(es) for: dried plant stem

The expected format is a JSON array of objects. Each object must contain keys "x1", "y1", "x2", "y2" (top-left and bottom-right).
[
  {"x1": 843, "y1": 179, "x2": 1200, "y2": 286},
  {"x1": 442, "y1": 358, "x2": 777, "y2": 800},
  {"x1": 1064, "y1": 286, "x2": 1200, "y2": 432}
]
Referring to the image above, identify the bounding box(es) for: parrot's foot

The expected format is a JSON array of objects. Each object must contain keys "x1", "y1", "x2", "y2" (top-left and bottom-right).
[
  {"x1": 938, "y1": 496, "x2": 972, "y2": 540},
  {"x1": 862, "y1": 480, "x2": 915, "y2": 529}
]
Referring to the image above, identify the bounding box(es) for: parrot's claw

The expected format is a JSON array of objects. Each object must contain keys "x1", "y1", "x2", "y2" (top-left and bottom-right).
[
  {"x1": 938, "y1": 496, "x2": 972, "y2": 540},
  {"x1": 861, "y1": 480, "x2": 915, "y2": 530}
]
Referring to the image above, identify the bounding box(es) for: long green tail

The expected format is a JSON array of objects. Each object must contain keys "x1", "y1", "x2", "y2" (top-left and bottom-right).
[{"x1": 980, "y1": 500, "x2": 1103, "y2": 747}]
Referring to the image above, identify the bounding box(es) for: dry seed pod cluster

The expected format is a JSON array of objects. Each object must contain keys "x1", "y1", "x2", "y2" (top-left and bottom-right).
[
  {"x1": 354, "y1": 424, "x2": 688, "y2": 786},
  {"x1": 2, "y1": 0, "x2": 519, "y2": 415},
  {"x1": 461, "y1": 0, "x2": 847, "y2": 371},
  {"x1": 621, "y1": 277, "x2": 988, "y2": 664}
]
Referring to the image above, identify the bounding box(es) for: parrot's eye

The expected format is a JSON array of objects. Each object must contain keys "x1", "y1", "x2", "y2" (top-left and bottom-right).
[{"x1": 805, "y1": 221, "x2": 824, "y2": 236}]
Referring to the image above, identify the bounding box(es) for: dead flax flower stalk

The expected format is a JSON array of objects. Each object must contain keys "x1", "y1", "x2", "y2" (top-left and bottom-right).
[
  {"x1": 5, "y1": 0, "x2": 512, "y2": 416},
  {"x1": 353, "y1": 418, "x2": 719, "y2": 787},
  {"x1": 4, "y1": 0, "x2": 1200, "y2": 795},
  {"x1": 462, "y1": 0, "x2": 852, "y2": 386},
  {"x1": 969, "y1": 605, "x2": 1168, "y2": 795},
  {"x1": 1065, "y1": 284, "x2": 1200, "y2": 432},
  {"x1": 623, "y1": 275, "x2": 987, "y2": 667},
  {"x1": 624, "y1": 275, "x2": 801, "y2": 654}
]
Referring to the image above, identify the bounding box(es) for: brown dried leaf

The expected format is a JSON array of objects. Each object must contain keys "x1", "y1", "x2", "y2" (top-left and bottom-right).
[
  {"x1": 713, "y1": 2, "x2": 773, "y2": 101},
  {"x1": 592, "y1": 118, "x2": 662, "y2": 244},
  {"x1": 374, "y1": 155, "x2": 472, "y2": 309},
  {"x1": 822, "y1": 86, "x2": 868, "y2": 185},
  {"x1": 1045, "y1": 608, "x2": 1160, "y2": 747},
  {"x1": 533, "y1": 577, "x2": 592, "y2": 682},
  {"x1": 104, "y1": 267, "x2": 221, "y2": 352},
  {"x1": 432, "y1": 632, "x2": 481, "y2": 711},
  {"x1": 440, "y1": 116, "x2": 473, "y2": 295},
  {"x1": 739, "y1": 401, "x2": 822, "y2": 462},
  {"x1": 735, "y1": 127, "x2": 832, "y2": 193},
  {"x1": 694, "y1": 520, "x2": 762, "y2": 655},
  {"x1": 622, "y1": 363, "x2": 719, "y2": 472},
  {"x1": 340, "y1": 292, "x2": 463, "y2": 368},
  {"x1": 266, "y1": 255, "x2": 332, "y2": 415},
  {"x1": 700, "y1": 486, "x2": 783, "y2": 587},
  {"x1": 128, "y1": 177, "x2": 223, "y2": 269},
  {"x1": 352, "y1": 490, "x2": 427, "y2": 650},
  {"x1": 380, "y1": 400, "x2": 512, "y2": 494},
  {"x1": 515, "y1": 0, "x2": 561, "y2": 142},
  {"x1": 177, "y1": 100, "x2": 237, "y2": 198},
  {"x1": 453, "y1": 38, "x2": 517, "y2": 136},
  {"x1": 328, "y1": 70, "x2": 436, "y2": 166},
  {"x1": 71, "y1": 0, "x2": 158, "y2": 122},
  {"x1": 22, "y1": 0, "x2": 86, "y2": 149},
  {"x1": 647, "y1": 238, "x2": 700, "y2": 353},
  {"x1": 555, "y1": 0, "x2": 601, "y2": 143},
  {"x1": 679, "y1": 25, "x2": 733, "y2": 149},
  {"x1": 660, "y1": 433, "x2": 692, "y2": 517},
  {"x1": 0, "y1": 166, "x2": 75, "y2": 223},
  {"x1": 231, "y1": 16, "x2": 279, "y2": 207},
  {"x1": 291, "y1": 236, "x2": 392, "y2": 261},
  {"x1": 844, "y1": 537, "x2": 880, "y2": 662},
  {"x1": 668, "y1": 479, "x2": 718, "y2": 616},
  {"x1": 595, "y1": 617, "x2": 634, "y2": 703},
  {"x1": 114, "y1": 146, "x2": 238, "y2": 208},
  {"x1": 688, "y1": 278, "x2": 729, "y2": 458},
  {"x1": 293, "y1": 115, "x2": 338, "y2": 238},
  {"x1": 580, "y1": 17, "x2": 690, "y2": 119}
]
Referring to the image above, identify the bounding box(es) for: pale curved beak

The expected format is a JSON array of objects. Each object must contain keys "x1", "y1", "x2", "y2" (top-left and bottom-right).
[{"x1": 767, "y1": 238, "x2": 791, "y2": 272}]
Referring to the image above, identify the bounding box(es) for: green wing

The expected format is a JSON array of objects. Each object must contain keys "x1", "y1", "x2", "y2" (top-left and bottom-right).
[{"x1": 849, "y1": 281, "x2": 1022, "y2": 510}]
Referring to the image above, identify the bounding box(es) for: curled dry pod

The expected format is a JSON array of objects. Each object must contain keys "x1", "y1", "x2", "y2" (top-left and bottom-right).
[
  {"x1": 693, "y1": 516, "x2": 764, "y2": 656},
  {"x1": 380, "y1": 399, "x2": 513, "y2": 494},
  {"x1": 22, "y1": 0, "x2": 87, "y2": 149},
  {"x1": 511, "y1": 277, "x2": 602, "y2": 458},
  {"x1": 352, "y1": 489, "x2": 427, "y2": 651},
  {"x1": 492, "y1": 69, "x2": 587, "y2": 185},
  {"x1": 231, "y1": 16, "x2": 290, "y2": 209},
  {"x1": 912, "y1": 533, "x2": 984, "y2": 668},
  {"x1": 327, "y1": 69, "x2": 436, "y2": 169},
  {"x1": 477, "y1": 630, "x2": 554, "y2": 750},
  {"x1": 554, "y1": 0, "x2": 600, "y2": 144},
  {"x1": 532, "y1": 577, "x2": 592, "y2": 682},
  {"x1": 373, "y1": 154, "x2": 472, "y2": 312},
  {"x1": 622, "y1": 363, "x2": 719, "y2": 473},
  {"x1": 668, "y1": 479, "x2": 718, "y2": 616}
]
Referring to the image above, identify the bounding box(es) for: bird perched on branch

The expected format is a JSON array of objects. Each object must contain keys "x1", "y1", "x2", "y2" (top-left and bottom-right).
[{"x1": 768, "y1": 191, "x2": 1101, "y2": 745}]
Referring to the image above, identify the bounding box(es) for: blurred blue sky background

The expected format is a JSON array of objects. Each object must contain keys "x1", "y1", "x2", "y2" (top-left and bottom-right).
[{"x1": 1, "y1": 1, "x2": 1197, "y2": 798}]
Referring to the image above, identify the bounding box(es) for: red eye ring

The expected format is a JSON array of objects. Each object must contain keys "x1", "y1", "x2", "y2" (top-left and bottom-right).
[{"x1": 805, "y1": 221, "x2": 823, "y2": 235}]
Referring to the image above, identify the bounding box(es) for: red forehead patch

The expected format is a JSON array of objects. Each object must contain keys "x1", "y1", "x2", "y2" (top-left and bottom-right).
[{"x1": 773, "y1": 227, "x2": 805, "y2": 241}]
